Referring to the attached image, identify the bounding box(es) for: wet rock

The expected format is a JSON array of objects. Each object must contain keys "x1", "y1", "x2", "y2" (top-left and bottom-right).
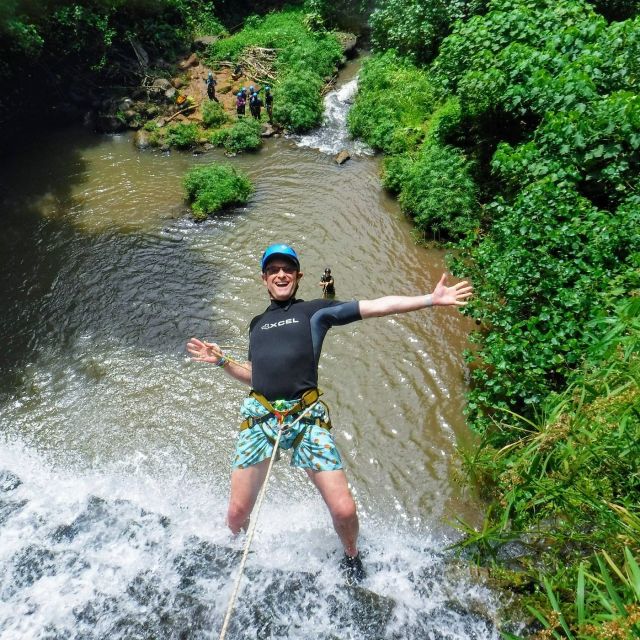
[
  {"x1": 83, "y1": 110, "x2": 97, "y2": 129},
  {"x1": 0, "y1": 498, "x2": 27, "y2": 525},
  {"x1": 171, "y1": 77, "x2": 185, "y2": 89},
  {"x1": 178, "y1": 53, "x2": 199, "y2": 70},
  {"x1": 133, "y1": 130, "x2": 151, "y2": 150},
  {"x1": 173, "y1": 537, "x2": 240, "y2": 590},
  {"x1": 335, "y1": 150, "x2": 351, "y2": 165},
  {"x1": 131, "y1": 87, "x2": 148, "y2": 101},
  {"x1": 11, "y1": 545, "x2": 57, "y2": 589},
  {"x1": 144, "y1": 104, "x2": 160, "y2": 118},
  {"x1": 336, "y1": 32, "x2": 358, "y2": 57},
  {"x1": 261, "y1": 123, "x2": 276, "y2": 138},
  {"x1": 0, "y1": 470, "x2": 22, "y2": 493},
  {"x1": 118, "y1": 98, "x2": 134, "y2": 112}
]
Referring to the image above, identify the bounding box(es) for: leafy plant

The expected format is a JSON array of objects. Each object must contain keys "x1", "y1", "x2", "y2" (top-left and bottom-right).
[
  {"x1": 201, "y1": 100, "x2": 228, "y2": 128},
  {"x1": 383, "y1": 141, "x2": 479, "y2": 242},
  {"x1": 209, "y1": 118, "x2": 262, "y2": 154},
  {"x1": 166, "y1": 122, "x2": 200, "y2": 149},
  {"x1": 183, "y1": 163, "x2": 253, "y2": 220}
]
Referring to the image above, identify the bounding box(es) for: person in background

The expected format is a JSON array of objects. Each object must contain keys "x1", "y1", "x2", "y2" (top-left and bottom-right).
[
  {"x1": 319, "y1": 267, "x2": 335, "y2": 298},
  {"x1": 187, "y1": 244, "x2": 473, "y2": 584},
  {"x1": 250, "y1": 92, "x2": 263, "y2": 120},
  {"x1": 264, "y1": 86, "x2": 273, "y2": 123},
  {"x1": 205, "y1": 72, "x2": 218, "y2": 102},
  {"x1": 236, "y1": 91, "x2": 246, "y2": 118}
]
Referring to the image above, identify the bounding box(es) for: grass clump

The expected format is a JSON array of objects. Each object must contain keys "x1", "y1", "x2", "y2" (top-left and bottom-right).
[
  {"x1": 183, "y1": 163, "x2": 253, "y2": 220},
  {"x1": 208, "y1": 118, "x2": 262, "y2": 154},
  {"x1": 201, "y1": 101, "x2": 228, "y2": 128},
  {"x1": 165, "y1": 122, "x2": 201, "y2": 149},
  {"x1": 348, "y1": 50, "x2": 436, "y2": 154},
  {"x1": 458, "y1": 298, "x2": 640, "y2": 637}
]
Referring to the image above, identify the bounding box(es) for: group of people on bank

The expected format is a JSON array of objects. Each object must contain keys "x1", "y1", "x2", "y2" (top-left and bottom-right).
[
  {"x1": 235, "y1": 85, "x2": 273, "y2": 122},
  {"x1": 204, "y1": 70, "x2": 274, "y2": 123}
]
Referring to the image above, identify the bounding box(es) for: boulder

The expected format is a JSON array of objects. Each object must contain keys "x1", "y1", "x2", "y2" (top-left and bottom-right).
[
  {"x1": 192, "y1": 36, "x2": 218, "y2": 51},
  {"x1": 171, "y1": 77, "x2": 185, "y2": 89},
  {"x1": 118, "y1": 98, "x2": 134, "y2": 112},
  {"x1": 335, "y1": 32, "x2": 358, "y2": 57},
  {"x1": 261, "y1": 123, "x2": 276, "y2": 138},
  {"x1": 178, "y1": 53, "x2": 199, "y2": 70},
  {"x1": 164, "y1": 87, "x2": 177, "y2": 102},
  {"x1": 133, "y1": 130, "x2": 151, "y2": 149},
  {"x1": 335, "y1": 150, "x2": 351, "y2": 165},
  {"x1": 144, "y1": 104, "x2": 160, "y2": 118},
  {"x1": 152, "y1": 78, "x2": 172, "y2": 91}
]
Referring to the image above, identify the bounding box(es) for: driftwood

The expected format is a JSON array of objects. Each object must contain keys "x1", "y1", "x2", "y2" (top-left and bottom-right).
[
  {"x1": 165, "y1": 102, "x2": 202, "y2": 123},
  {"x1": 218, "y1": 46, "x2": 278, "y2": 85}
]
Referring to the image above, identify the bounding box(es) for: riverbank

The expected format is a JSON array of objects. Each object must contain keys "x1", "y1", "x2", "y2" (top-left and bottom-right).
[{"x1": 348, "y1": 2, "x2": 640, "y2": 637}]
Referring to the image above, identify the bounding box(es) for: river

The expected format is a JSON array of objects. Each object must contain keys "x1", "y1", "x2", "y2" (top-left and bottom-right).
[{"x1": 0, "y1": 60, "x2": 501, "y2": 639}]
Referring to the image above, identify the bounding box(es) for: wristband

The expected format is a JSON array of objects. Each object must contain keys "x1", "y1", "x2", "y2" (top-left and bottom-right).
[
  {"x1": 424, "y1": 294, "x2": 433, "y2": 307},
  {"x1": 216, "y1": 355, "x2": 228, "y2": 368}
]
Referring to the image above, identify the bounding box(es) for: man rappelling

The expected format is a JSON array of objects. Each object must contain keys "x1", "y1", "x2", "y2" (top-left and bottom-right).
[{"x1": 187, "y1": 243, "x2": 473, "y2": 583}]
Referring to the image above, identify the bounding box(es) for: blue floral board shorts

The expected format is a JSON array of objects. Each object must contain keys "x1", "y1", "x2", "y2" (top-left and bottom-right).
[{"x1": 232, "y1": 396, "x2": 343, "y2": 471}]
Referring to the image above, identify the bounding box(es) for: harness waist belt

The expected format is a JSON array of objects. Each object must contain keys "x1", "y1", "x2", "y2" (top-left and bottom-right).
[{"x1": 239, "y1": 388, "x2": 331, "y2": 432}]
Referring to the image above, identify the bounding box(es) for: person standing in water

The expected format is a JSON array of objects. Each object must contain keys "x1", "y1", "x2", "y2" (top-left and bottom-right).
[
  {"x1": 187, "y1": 244, "x2": 472, "y2": 583},
  {"x1": 319, "y1": 267, "x2": 335, "y2": 297}
]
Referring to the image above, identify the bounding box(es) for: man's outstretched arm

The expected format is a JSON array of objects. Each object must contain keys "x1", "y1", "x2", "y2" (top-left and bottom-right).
[
  {"x1": 358, "y1": 274, "x2": 472, "y2": 319},
  {"x1": 187, "y1": 337, "x2": 252, "y2": 385}
]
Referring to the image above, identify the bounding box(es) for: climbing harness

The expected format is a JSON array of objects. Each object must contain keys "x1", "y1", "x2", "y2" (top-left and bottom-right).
[
  {"x1": 239, "y1": 388, "x2": 331, "y2": 452},
  {"x1": 217, "y1": 399, "x2": 320, "y2": 640}
]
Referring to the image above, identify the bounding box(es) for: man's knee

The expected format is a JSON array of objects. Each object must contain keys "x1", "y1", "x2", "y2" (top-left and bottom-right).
[{"x1": 329, "y1": 494, "x2": 358, "y2": 524}]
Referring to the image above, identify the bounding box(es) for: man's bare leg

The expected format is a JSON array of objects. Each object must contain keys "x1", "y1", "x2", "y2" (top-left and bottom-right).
[
  {"x1": 306, "y1": 469, "x2": 359, "y2": 557},
  {"x1": 227, "y1": 459, "x2": 270, "y2": 533}
]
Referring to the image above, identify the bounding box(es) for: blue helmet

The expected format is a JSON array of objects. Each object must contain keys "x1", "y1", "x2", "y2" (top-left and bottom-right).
[
  {"x1": 261, "y1": 244, "x2": 300, "y2": 272},
  {"x1": 265, "y1": 86, "x2": 271, "y2": 91}
]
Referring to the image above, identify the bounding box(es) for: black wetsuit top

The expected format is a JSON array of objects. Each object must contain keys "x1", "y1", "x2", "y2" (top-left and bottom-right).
[{"x1": 248, "y1": 298, "x2": 361, "y2": 400}]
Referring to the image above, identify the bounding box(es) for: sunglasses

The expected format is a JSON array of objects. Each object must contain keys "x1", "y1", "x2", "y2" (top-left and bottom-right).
[{"x1": 264, "y1": 265, "x2": 297, "y2": 276}]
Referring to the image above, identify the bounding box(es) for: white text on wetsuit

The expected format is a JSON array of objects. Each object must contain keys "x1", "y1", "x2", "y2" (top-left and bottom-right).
[{"x1": 260, "y1": 318, "x2": 300, "y2": 330}]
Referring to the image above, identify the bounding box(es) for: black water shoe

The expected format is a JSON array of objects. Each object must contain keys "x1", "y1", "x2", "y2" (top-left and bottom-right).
[{"x1": 340, "y1": 552, "x2": 366, "y2": 585}]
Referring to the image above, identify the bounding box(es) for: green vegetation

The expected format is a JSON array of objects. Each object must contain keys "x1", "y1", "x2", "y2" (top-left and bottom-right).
[
  {"x1": 206, "y1": 9, "x2": 343, "y2": 131},
  {"x1": 208, "y1": 118, "x2": 262, "y2": 154},
  {"x1": 201, "y1": 101, "x2": 229, "y2": 128},
  {"x1": 369, "y1": 0, "x2": 487, "y2": 66},
  {"x1": 183, "y1": 162, "x2": 253, "y2": 220},
  {"x1": 351, "y1": 0, "x2": 640, "y2": 634},
  {"x1": 166, "y1": 122, "x2": 201, "y2": 149}
]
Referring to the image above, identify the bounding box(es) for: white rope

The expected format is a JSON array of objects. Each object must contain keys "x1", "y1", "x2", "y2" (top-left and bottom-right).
[{"x1": 217, "y1": 401, "x2": 319, "y2": 640}]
